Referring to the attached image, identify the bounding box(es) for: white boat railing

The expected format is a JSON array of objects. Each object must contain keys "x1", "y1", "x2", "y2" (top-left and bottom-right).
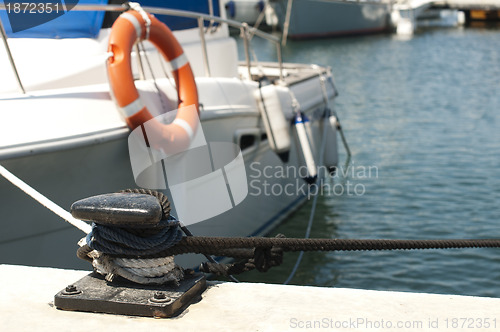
[
  {"x1": 0, "y1": 17, "x2": 24, "y2": 94},
  {"x1": 0, "y1": 3, "x2": 284, "y2": 94}
]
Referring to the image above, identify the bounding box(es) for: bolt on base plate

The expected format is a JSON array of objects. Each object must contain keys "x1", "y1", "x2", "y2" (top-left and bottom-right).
[{"x1": 54, "y1": 271, "x2": 206, "y2": 318}]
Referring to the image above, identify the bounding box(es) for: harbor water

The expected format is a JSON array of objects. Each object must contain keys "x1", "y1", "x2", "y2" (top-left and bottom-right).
[{"x1": 235, "y1": 26, "x2": 500, "y2": 297}]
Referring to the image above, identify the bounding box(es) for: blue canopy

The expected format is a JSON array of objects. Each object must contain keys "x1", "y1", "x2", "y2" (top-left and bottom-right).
[
  {"x1": 144, "y1": 0, "x2": 221, "y2": 31},
  {"x1": 0, "y1": 0, "x2": 220, "y2": 38}
]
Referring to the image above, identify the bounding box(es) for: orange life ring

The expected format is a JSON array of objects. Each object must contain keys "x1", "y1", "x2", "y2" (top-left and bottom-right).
[{"x1": 107, "y1": 9, "x2": 199, "y2": 152}]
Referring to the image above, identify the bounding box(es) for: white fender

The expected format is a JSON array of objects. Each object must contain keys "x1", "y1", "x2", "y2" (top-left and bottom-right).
[
  {"x1": 254, "y1": 84, "x2": 292, "y2": 162},
  {"x1": 304, "y1": 113, "x2": 318, "y2": 160},
  {"x1": 294, "y1": 112, "x2": 317, "y2": 184},
  {"x1": 323, "y1": 110, "x2": 339, "y2": 174}
]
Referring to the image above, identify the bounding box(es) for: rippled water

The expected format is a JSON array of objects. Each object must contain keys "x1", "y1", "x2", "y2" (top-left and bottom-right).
[{"x1": 236, "y1": 27, "x2": 500, "y2": 297}]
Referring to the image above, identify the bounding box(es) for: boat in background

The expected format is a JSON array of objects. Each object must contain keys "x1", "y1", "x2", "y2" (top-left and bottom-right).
[
  {"x1": 271, "y1": 0, "x2": 391, "y2": 39},
  {"x1": 0, "y1": 1, "x2": 340, "y2": 270},
  {"x1": 416, "y1": 9, "x2": 465, "y2": 29},
  {"x1": 223, "y1": 0, "x2": 278, "y2": 26}
]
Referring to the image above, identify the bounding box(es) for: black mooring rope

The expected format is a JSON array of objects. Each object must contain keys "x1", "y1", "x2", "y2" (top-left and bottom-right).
[
  {"x1": 119, "y1": 188, "x2": 171, "y2": 219},
  {"x1": 153, "y1": 236, "x2": 500, "y2": 257},
  {"x1": 79, "y1": 190, "x2": 500, "y2": 278}
]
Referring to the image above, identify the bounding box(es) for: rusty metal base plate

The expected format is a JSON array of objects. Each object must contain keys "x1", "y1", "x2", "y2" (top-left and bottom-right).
[{"x1": 54, "y1": 272, "x2": 206, "y2": 318}]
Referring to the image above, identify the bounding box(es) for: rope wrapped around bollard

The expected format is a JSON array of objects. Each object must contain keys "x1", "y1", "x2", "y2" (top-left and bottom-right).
[{"x1": 73, "y1": 190, "x2": 500, "y2": 279}]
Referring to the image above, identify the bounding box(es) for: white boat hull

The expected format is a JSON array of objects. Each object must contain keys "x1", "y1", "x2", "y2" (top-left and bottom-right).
[{"x1": 0, "y1": 68, "x2": 337, "y2": 270}]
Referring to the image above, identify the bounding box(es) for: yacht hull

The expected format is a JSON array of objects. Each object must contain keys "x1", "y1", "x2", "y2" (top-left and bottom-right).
[
  {"x1": 0, "y1": 88, "x2": 329, "y2": 270},
  {"x1": 272, "y1": 0, "x2": 391, "y2": 39}
]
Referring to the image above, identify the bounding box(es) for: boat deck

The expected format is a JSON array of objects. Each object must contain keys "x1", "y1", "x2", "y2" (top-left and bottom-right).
[
  {"x1": 238, "y1": 61, "x2": 331, "y2": 86},
  {"x1": 2, "y1": 264, "x2": 499, "y2": 331}
]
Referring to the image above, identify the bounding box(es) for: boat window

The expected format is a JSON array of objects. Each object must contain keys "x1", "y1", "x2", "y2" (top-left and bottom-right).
[{"x1": 239, "y1": 134, "x2": 256, "y2": 151}]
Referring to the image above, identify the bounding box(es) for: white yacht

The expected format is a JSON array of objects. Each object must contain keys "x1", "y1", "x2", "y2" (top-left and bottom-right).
[{"x1": 0, "y1": 0, "x2": 340, "y2": 270}]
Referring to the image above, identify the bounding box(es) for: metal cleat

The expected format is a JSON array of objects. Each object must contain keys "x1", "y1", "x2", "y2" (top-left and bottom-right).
[
  {"x1": 56, "y1": 192, "x2": 206, "y2": 318},
  {"x1": 70, "y1": 193, "x2": 162, "y2": 228}
]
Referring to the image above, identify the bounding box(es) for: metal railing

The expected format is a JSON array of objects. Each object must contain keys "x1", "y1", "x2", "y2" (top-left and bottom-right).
[
  {"x1": 0, "y1": 17, "x2": 25, "y2": 93},
  {"x1": 0, "y1": 3, "x2": 284, "y2": 94}
]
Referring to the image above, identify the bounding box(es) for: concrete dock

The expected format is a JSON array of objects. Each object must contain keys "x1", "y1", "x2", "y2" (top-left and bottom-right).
[
  {"x1": 1, "y1": 264, "x2": 499, "y2": 331},
  {"x1": 433, "y1": 0, "x2": 500, "y2": 10}
]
